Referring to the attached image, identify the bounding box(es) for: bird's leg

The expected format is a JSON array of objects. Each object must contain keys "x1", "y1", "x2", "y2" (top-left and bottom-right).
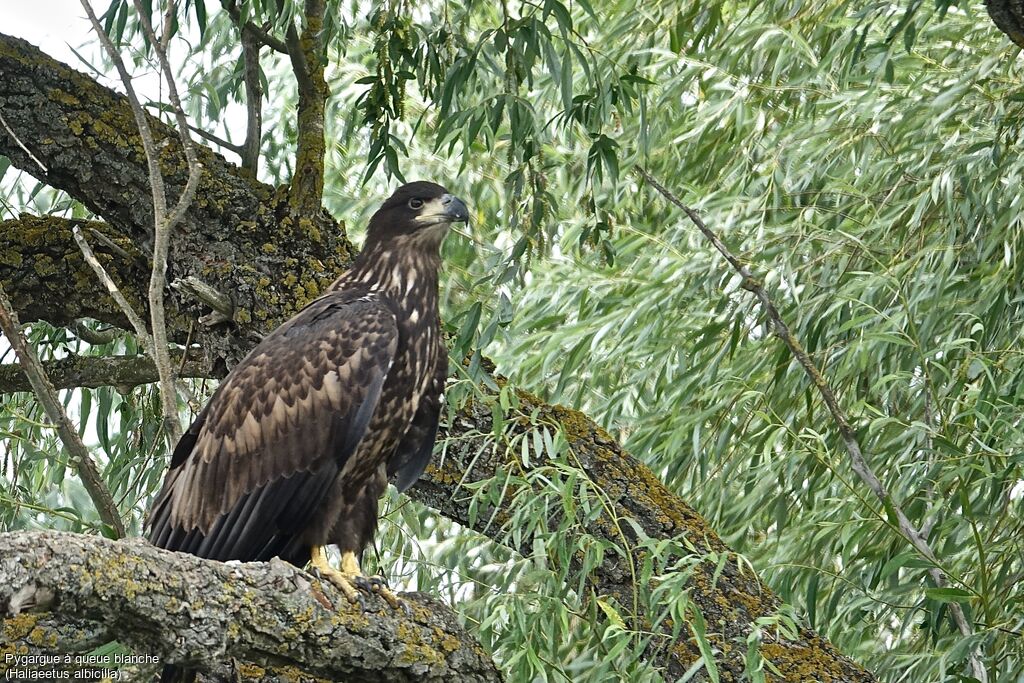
[
  {"x1": 345, "y1": 551, "x2": 404, "y2": 610},
  {"x1": 309, "y1": 545, "x2": 363, "y2": 607},
  {"x1": 308, "y1": 546, "x2": 403, "y2": 610}
]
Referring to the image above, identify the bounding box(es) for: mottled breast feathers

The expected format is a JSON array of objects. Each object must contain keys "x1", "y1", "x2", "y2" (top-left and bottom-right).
[{"x1": 147, "y1": 291, "x2": 398, "y2": 561}]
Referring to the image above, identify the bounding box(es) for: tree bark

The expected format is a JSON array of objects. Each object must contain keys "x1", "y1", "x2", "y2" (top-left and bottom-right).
[
  {"x1": 0, "y1": 32, "x2": 876, "y2": 682},
  {"x1": 415, "y1": 388, "x2": 875, "y2": 682},
  {"x1": 986, "y1": 0, "x2": 1024, "y2": 48},
  {"x1": 0, "y1": 353, "x2": 213, "y2": 394},
  {"x1": 0, "y1": 216, "x2": 145, "y2": 331},
  {"x1": 0, "y1": 531, "x2": 500, "y2": 682},
  {"x1": 0, "y1": 32, "x2": 353, "y2": 370}
]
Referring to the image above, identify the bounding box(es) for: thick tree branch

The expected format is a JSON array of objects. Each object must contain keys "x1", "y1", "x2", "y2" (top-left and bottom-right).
[
  {"x1": 0, "y1": 288, "x2": 125, "y2": 537},
  {"x1": 0, "y1": 531, "x2": 501, "y2": 682},
  {"x1": 413, "y1": 388, "x2": 875, "y2": 682},
  {"x1": 0, "y1": 353, "x2": 216, "y2": 394},
  {"x1": 0, "y1": 36, "x2": 875, "y2": 681},
  {"x1": 0, "y1": 33, "x2": 354, "y2": 369},
  {"x1": 240, "y1": 25, "x2": 265, "y2": 174},
  {"x1": 285, "y1": 0, "x2": 329, "y2": 214},
  {"x1": 0, "y1": 216, "x2": 146, "y2": 331},
  {"x1": 985, "y1": 0, "x2": 1024, "y2": 48}
]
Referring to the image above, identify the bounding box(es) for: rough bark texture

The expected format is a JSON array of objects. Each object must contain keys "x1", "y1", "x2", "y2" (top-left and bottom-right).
[
  {"x1": 0, "y1": 31, "x2": 875, "y2": 682},
  {"x1": 0, "y1": 216, "x2": 145, "y2": 330},
  {"x1": 0, "y1": 531, "x2": 500, "y2": 683},
  {"x1": 0, "y1": 32, "x2": 355, "y2": 371},
  {"x1": 415, "y1": 391, "x2": 875, "y2": 683},
  {"x1": 0, "y1": 353, "x2": 213, "y2": 393},
  {"x1": 986, "y1": 0, "x2": 1024, "y2": 48}
]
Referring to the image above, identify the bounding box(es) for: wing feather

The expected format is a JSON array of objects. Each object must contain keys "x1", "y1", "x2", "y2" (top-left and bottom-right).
[
  {"x1": 147, "y1": 293, "x2": 398, "y2": 563},
  {"x1": 387, "y1": 341, "x2": 447, "y2": 492}
]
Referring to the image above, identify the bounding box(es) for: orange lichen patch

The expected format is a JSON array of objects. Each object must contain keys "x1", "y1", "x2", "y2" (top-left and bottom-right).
[
  {"x1": 761, "y1": 640, "x2": 851, "y2": 681},
  {"x1": 236, "y1": 663, "x2": 267, "y2": 680},
  {"x1": 431, "y1": 626, "x2": 463, "y2": 653},
  {"x1": 424, "y1": 459, "x2": 463, "y2": 486},
  {"x1": 1, "y1": 612, "x2": 56, "y2": 650},
  {"x1": 48, "y1": 88, "x2": 81, "y2": 106},
  {"x1": 394, "y1": 621, "x2": 446, "y2": 668}
]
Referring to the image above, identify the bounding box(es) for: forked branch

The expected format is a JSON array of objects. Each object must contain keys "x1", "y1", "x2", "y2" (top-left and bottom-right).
[{"x1": 79, "y1": 0, "x2": 205, "y2": 445}]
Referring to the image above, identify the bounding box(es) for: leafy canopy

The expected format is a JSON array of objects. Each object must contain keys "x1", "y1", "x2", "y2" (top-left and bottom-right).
[{"x1": 1, "y1": 0, "x2": 1022, "y2": 681}]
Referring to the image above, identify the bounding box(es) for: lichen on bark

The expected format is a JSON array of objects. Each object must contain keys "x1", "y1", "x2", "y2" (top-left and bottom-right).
[
  {"x1": 0, "y1": 531, "x2": 501, "y2": 683},
  {"x1": 412, "y1": 388, "x2": 876, "y2": 682},
  {"x1": 0, "y1": 29, "x2": 878, "y2": 683},
  {"x1": 0, "y1": 216, "x2": 146, "y2": 330},
  {"x1": 0, "y1": 32, "x2": 355, "y2": 370}
]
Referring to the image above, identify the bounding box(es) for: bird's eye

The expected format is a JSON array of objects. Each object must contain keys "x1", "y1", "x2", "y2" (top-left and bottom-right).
[{"x1": 408, "y1": 198, "x2": 424, "y2": 210}]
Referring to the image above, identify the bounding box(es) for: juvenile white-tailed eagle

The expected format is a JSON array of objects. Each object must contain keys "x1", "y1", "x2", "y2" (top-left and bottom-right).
[{"x1": 147, "y1": 181, "x2": 468, "y2": 614}]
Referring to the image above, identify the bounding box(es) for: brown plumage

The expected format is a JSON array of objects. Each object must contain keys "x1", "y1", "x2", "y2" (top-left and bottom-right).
[{"x1": 147, "y1": 181, "x2": 467, "y2": 601}]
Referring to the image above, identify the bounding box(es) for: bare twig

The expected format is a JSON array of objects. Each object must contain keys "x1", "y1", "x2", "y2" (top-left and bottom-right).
[
  {"x1": 220, "y1": 0, "x2": 290, "y2": 54},
  {"x1": 187, "y1": 123, "x2": 244, "y2": 154},
  {"x1": 159, "y1": 0, "x2": 176, "y2": 51},
  {"x1": 73, "y1": 226, "x2": 202, "y2": 410},
  {"x1": 0, "y1": 285, "x2": 125, "y2": 536},
  {"x1": 240, "y1": 25, "x2": 264, "y2": 174},
  {"x1": 73, "y1": 225, "x2": 153, "y2": 349},
  {"x1": 0, "y1": 109, "x2": 48, "y2": 174},
  {"x1": 80, "y1": 0, "x2": 205, "y2": 445},
  {"x1": 78, "y1": 2, "x2": 166, "y2": 236},
  {"x1": 246, "y1": 21, "x2": 290, "y2": 54},
  {"x1": 636, "y1": 166, "x2": 988, "y2": 683},
  {"x1": 129, "y1": 0, "x2": 202, "y2": 442},
  {"x1": 88, "y1": 226, "x2": 138, "y2": 261}
]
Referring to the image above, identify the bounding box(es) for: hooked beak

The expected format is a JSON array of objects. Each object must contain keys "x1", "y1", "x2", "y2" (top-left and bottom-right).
[{"x1": 440, "y1": 194, "x2": 470, "y2": 223}]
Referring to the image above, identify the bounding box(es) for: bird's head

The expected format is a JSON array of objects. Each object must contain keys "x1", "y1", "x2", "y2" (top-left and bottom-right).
[{"x1": 365, "y1": 181, "x2": 469, "y2": 252}]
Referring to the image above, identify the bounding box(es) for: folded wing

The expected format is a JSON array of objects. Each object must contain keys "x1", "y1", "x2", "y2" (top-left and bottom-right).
[{"x1": 147, "y1": 293, "x2": 398, "y2": 565}]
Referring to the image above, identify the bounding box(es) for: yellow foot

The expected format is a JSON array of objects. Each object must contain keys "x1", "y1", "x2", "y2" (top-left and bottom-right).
[{"x1": 309, "y1": 546, "x2": 404, "y2": 611}]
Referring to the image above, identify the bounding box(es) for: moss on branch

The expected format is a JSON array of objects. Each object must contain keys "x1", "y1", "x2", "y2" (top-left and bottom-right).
[
  {"x1": 412, "y1": 390, "x2": 876, "y2": 683},
  {"x1": 0, "y1": 32, "x2": 356, "y2": 369},
  {"x1": 0, "y1": 216, "x2": 145, "y2": 329},
  {"x1": 0, "y1": 531, "x2": 501, "y2": 682}
]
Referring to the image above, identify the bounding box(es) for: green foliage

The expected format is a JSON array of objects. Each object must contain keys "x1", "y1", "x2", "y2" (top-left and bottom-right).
[{"x1": 3, "y1": 0, "x2": 1024, "y2": 680}]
